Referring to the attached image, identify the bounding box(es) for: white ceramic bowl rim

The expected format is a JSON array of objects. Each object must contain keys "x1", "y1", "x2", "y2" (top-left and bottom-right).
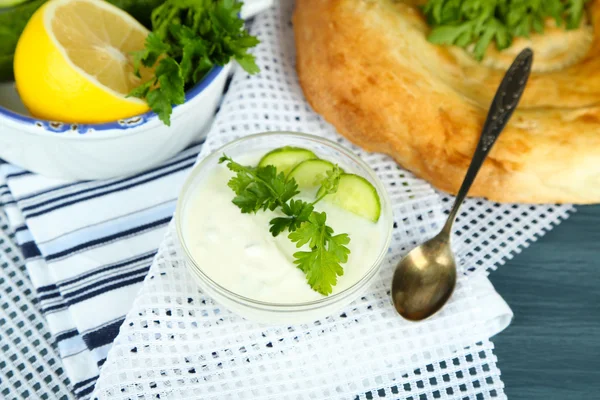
[
  {"x1": 0, "y1": 65, "x2": 224, "y2": 136},
  {"x1": 175, "y1": 131, "x2": 394, "y2": 310}
]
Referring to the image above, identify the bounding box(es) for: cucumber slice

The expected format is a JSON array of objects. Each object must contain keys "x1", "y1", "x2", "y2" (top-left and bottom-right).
[
  {"x1": 288, "y1": 159, "x2": 336, "y2": 189},
  {"x1": 321, "y1": 173, "x2": 381, "y2": 222},
  {"x1": 258, "y1": 146, "x2": 317, "y2": 176}
]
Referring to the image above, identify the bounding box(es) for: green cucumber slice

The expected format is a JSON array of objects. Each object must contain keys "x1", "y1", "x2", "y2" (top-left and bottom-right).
[
  {"x1": 288, "y1": 159, "x2": 336, "y2": 188},
  {"x1": 258, "y1": 146, "x2": 317, "y2": 176},
  {"x1": 321, "y1": 173, "x2": 381, "y2": 222}
]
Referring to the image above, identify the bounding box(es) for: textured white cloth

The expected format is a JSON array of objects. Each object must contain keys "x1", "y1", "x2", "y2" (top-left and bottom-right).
[
  {"x1": 0, "y1": 144, "x2": 201, "y2": 398},
  {"x1": 92, "y1": 1, "x2": 573, "y2": 399},
  {"x1": 0, "y1": 211, "x2": 73, "y2": 400}
]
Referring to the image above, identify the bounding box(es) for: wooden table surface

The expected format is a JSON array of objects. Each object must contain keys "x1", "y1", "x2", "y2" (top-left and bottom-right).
[{"x1": 489, "y1": 205, "x2": 600, "y2": 399}]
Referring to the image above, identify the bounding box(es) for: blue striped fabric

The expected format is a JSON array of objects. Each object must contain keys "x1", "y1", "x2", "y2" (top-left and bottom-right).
[{"x1": 0, "y1": 142, "x2": 203, "y2": 398}]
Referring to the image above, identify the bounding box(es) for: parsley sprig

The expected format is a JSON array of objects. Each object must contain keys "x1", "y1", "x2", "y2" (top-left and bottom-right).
[
  {"x1": 219, "y1": 155, "x2": 350, "y2": 295},
  {"x1": 129, "y1": 0, "x2": 260, "y2": 126},
  {"x1": 423, "y1": 0, "x2": 589, "y2": 60}
]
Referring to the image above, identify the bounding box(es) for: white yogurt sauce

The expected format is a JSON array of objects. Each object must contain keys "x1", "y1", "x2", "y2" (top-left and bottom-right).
[{"x1": 182, "y1": 156, "x2": 387, "y2": 304}]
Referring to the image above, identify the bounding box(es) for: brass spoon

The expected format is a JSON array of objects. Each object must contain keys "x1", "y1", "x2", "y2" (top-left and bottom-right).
[{"x1": 391, "y1": 48, "x2": 534, "y2": 321}]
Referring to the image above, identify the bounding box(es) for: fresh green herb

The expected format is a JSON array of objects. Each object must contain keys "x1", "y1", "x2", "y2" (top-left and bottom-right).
[
  {"x1": 130, "y1": 0, "x2": 260, "y2": 125},
  {"x1": 423, "y1": 0, "x2": 590, "y2": 61},
  {"x1": 288, "y1": 212, "x2": 350, "y2": 295},
  {"x1": 219, "y1": 155, "x2": 349, "y2": 296}
]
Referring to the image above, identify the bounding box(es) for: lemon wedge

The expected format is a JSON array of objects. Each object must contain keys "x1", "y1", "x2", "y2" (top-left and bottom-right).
[{"x1": 14, "y1": 0, "x2": 153, "y2": 123}]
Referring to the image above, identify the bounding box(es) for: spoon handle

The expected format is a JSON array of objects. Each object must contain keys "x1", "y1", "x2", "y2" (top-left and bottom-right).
[{"x1": 443, "y1": 48, "x2": 534, "y2": 233}]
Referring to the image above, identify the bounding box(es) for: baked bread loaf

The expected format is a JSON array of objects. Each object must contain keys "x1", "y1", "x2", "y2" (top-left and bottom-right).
[{"x1": 293, "y1": 0, "x2": 600, "y2": 204}]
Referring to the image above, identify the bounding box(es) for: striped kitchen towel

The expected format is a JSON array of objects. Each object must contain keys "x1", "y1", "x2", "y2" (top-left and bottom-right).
[{"x1": 0, "y1": 142, "x2": 203, "y2": 399}]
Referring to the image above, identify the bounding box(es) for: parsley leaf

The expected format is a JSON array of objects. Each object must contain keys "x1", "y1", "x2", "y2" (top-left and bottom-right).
[
  {"x1": 423, "y1": 0, "x2": 590, "y2": 61},
  {"x1": 219, "y1": 155, "x2": 351, "y2": 295},
  {"x1": 565, "y1": 0, "x2": 587, "y2": 29},
  {"x1": 151, "y1": 57, "x2": 186, "y2": 125},
  {"x1": 269, "y1": 164, "x2": 342, "y2": 236},
  {"x1": 289, "y1": 212, "x2": 349, "y2": 295},
  {"x1": 131, "y1": 32, "x2": 170, "y2": 78},
  {"x1": 316, "y1": 165, "x2": 343, "y2": 199},
  {"x1": 129, "y1": 0, "x2": 260, "y2": 126},
  {"x1": 219, "y1": 155, "x2": 299, "y2": 213},
  {"x1": 269, "y1": 199, "x2": 314, "y2": 236}
]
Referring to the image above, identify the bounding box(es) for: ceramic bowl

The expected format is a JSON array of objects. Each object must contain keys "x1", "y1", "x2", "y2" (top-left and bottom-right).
[
  {"x1": 0, "y1": 64, "x2": 229, "y2": 181},
  {"x1": 0, "y1": 0, "x2": 273, "y2": 181}
]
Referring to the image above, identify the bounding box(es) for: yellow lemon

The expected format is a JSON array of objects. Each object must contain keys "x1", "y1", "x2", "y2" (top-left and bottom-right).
[{"x1": 14, "y1": 0, "x2": 153, "y2": 123}]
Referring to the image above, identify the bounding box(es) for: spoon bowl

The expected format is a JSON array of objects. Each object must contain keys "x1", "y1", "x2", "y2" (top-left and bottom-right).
[
  {"x1": 391, "y1": 48, "x2": 534, "y2": 321},
  {"x1": 392, "y1": 231, "x2": 456, "y2": 320}
]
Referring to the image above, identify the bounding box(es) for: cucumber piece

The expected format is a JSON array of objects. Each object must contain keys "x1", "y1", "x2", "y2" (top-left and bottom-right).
[
  {"x1": 258, "y1": 146, "x2": 317, "y2": 176},
  {"x1": 320, "y1": 173, "x2": 381, "y2": 222},
  {"x1": 288, "y1": 159, "x2": 336, "y2": 189}
]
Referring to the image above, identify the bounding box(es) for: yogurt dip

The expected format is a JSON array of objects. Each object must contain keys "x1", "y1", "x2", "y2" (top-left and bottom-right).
[{"x1": 181, "y1": 154, "x2": 388, "y2": 304}]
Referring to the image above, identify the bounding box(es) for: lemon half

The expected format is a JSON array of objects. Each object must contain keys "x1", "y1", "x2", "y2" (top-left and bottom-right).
[{"x1": 14, "y1": 0, "x2": 153, "y2": 123}]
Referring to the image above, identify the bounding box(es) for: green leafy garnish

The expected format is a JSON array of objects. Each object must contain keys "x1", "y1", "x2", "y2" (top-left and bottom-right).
[
  {"x1": 130, "y1": 0, "x2": 260, "y2": 125},
  {"x1": 423, "y1": 0, "x2": 590, "y2": 61},
  {"x1": 289, "y1": 212, "x2": 350, "y2": 296},
  {"x1": 219, "y1": 156, "x2": 349, "y2": 295}
]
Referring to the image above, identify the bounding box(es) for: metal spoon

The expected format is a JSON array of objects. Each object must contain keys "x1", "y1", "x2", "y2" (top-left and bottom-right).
[{"x1": 391, "y1": 48, "x2": 534, "y2": 321}]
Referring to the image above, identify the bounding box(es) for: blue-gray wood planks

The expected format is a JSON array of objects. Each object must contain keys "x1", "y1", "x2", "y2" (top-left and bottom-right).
[{"x1": 490, "y1": 205, "x2": 600, "y2": 399}]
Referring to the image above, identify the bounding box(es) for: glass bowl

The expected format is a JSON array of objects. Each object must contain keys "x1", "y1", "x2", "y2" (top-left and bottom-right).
[{"x1": 175, "y1": 132, "x2": 393, "y2": 324}]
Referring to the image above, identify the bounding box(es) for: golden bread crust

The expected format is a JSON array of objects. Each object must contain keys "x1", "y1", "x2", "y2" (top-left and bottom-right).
[{"x1": 293, "y1": 0, "x2": 600, "y2": 204}]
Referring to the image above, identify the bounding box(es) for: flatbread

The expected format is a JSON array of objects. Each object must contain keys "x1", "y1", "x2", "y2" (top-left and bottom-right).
[{"x1": 293, "y1": 0, "x2": 600, "y2": 203}]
